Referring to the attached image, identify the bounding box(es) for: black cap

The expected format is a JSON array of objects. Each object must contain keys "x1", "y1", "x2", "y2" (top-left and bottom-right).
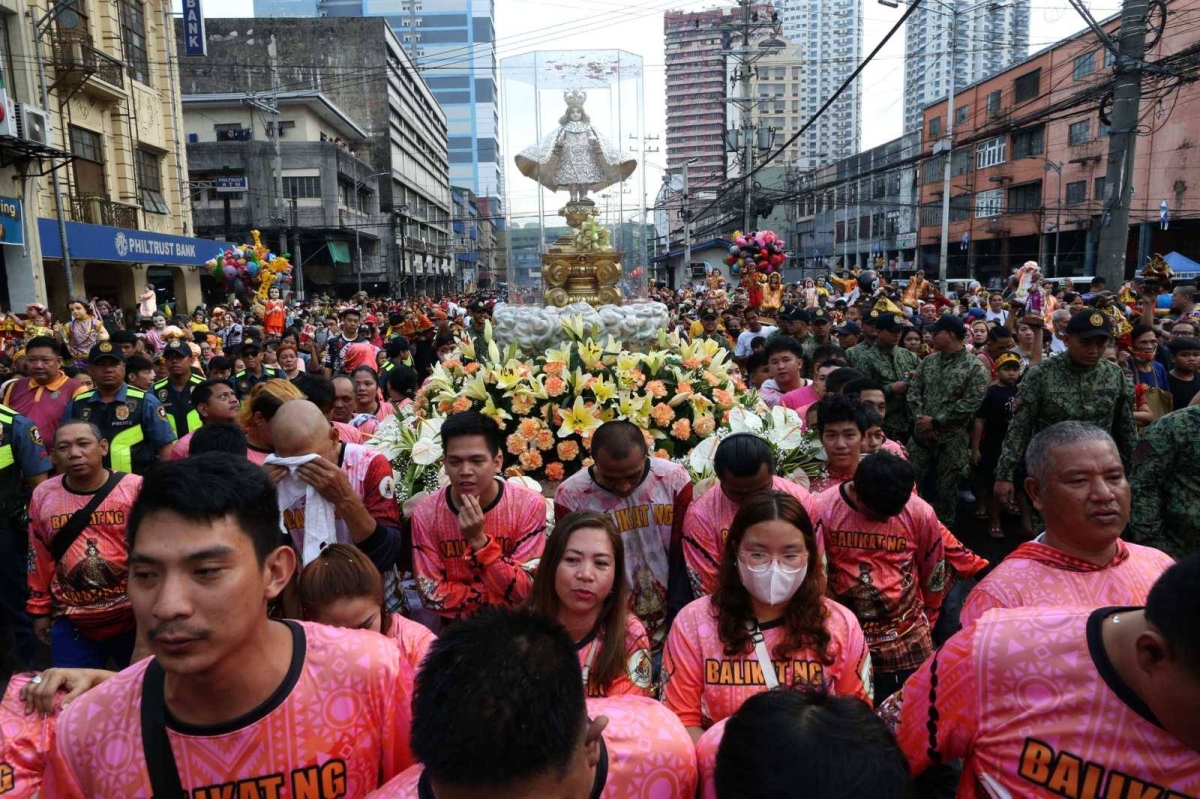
[
  {"x1": 240, "y1": 335, "x2": 263, "y2": 352},
  {"x1": 163, "y1": 339, "x2": 192, "y2": 358},
  {"x1": 701, "y1": 309, "x2": 718, "y2": 320},
  {"x1": 863, "y1": 309, "x2": 880, "y2": 325},
  {"x1": 835, "y1": 321, "x2": 862, "y2": 335},
  {"x1": 1169, "y1": 336, "x2": 1200, "y2": 353},
  {"x1": 469, "y1": 299, "x2": 489, "y2": 314},
  {"x1": 932, "y1": 314, "x2": 966, "y2": 336},
  {"x1": 874, "y1": 312, "x2": 903, "y2": 332},
  {"x1": 790, "y1": 309, "x2": 811, "y2": 323},
  {"x1": 1065, "y1": 310, "x2": 1113, "y2": 339},
  {"x1": 810, "y1": 308, "x2": 831, "y2": 324},
  {"x1": 88, "y1": 341, "x2": 124, "y2": 364}
]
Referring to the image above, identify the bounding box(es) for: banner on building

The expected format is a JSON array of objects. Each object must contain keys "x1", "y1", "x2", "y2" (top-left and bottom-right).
[{"x1": 0, "y1": 196, "x2": 24, "y2": 247}]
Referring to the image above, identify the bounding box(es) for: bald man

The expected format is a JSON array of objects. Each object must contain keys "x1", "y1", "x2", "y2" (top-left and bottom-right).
[{"x1": 266, "y1": 401, "x2": 403, "y2": 583}]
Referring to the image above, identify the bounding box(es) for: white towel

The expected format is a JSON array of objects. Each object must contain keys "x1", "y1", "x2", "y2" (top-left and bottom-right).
[{"x1": 264, "y1": 453, "x2": 338, "y2": 565}]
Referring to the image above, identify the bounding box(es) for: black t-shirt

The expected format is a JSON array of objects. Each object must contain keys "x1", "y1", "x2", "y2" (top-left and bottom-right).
[
  {"x1": 1168, "y1": 371, "x2": 1200, "y2": 411},
  {"x1": 975, "y1": 383, "x2": 1019, "y2": 459}
]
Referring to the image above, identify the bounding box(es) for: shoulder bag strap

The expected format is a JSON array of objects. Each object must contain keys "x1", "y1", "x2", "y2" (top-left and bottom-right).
[
  {"x1": 747, "y1": 621, "x2": 780, "y2": 690},
  {"x1": 140, "y1": 659, "x2": 186, "y2": 798},
  {"x1": 50, "y1": 471, "x2": 126, "y2": 562}
]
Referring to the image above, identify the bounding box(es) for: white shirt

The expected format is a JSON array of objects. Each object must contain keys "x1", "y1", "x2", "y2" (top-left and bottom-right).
[
  {"x1": 985, "y1": 309, "x2": 1008, "y2": 325},
  {"x1": 734, "y1": 325, "x2": 778, "y2": 357},
  {"x1": 1050, "y1": 334, "x2": 1068, "y2": 355}
]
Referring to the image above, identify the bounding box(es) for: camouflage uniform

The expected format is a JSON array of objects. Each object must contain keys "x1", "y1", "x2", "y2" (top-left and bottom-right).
[
  {"x1": 907, "y1": 347, "x2": 990, "y2": 525},
  {"x1": 1128, "y1": 405, "x2": 1200, "y2": 559},
  {"x1": 801, "y1": 335, "x2": 834, "y2": 362},
  {"x1": 857, "y1": 344, "x2": 921, "y2": 443},
  {"x1": 845, "y1": 341, "x2": 873, "y2": 370},
  {"x1": 994, "y1": 355, "x2": 1137, "y2": 484}
]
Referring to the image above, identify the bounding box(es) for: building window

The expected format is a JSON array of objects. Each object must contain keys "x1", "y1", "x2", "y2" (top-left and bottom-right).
[
  {"x1": 975, "y1": 188, "x2": 1004, "y2": 218},
  {"x1": 922, "y1": 154, "x2": 945, "y2": 184},
  {"x1": 1068, "y1": 120, "x2": 1091, "y2": 145},
  {"x1": 1011, "y1": 125, "x2": 1045, "y2": 159},
  {"x1": 955, "y1": 105, "x2": 968, "y2": 125},
  {"x1": 1013, "y1": 68, "x2": 1040, "y2": 102},
  {"x1": 951, "y1": 147, "x2": 972, "y2": 176},
  {"x1": 283, "y1": 175, "x2": 322, "y2": 199},
  {"x1": 1073, "y1": 51, "x2": 1095, "y2": 81},
  {"x1": 1007, "y1": 181, "x2": 1042, "y2": 213},
  {"x1": 976, "y1": 136, "x2": 1006, "y2": 169},
  {"x1": 69, "y1": 126, "x2": 105, "y2": 196},
  {"x1": 1066, "y1": 180, "x2": 1087, "y2": 205},
  {"x1": 929, "y1": 115, "x2": 941, "y2": 138},
  {"x1": 1094, "y1": 176, "x2": 1107, "y2": 202},
  {"x1": 920, "y1": 201, "x2": 941, "y2": 227},
  {"x1": 119, "y1": 0, "x2": 149, "y2": 85},
  {"x1": 135, "y1": 149, "x2": 169, "y2": 214},
  {"x1": 986, "y1": 90, "x2": 1003, "y2": 116},
  {"x1": 950, "y1": 194, "x2": 971, "y2": 222},
  {"x1": 214, "y1": 123, "x2": 252, "y2": 142}
]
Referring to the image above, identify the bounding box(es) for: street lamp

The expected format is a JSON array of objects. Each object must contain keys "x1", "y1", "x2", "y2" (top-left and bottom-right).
[
  {"x1": 354, "y1": 171, "x2": 390, "y2": 293},
  {"x1": 1044, "y1": 160, "x2": 1063, "y2": 276}
]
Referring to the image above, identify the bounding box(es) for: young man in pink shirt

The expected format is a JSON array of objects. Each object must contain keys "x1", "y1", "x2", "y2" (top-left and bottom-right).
[
  {"x1": 884, "y1": 555, "x2": 1200, "y2": 797},
  {"x1": 682, "y1": 433, "x2": 818, "y2": 596},
  {"x1": 961, "y1": 422, "x2": 1174, "y2": 628},
  {"x1": 411, "y1": 411, "x2": 547, "y2": 624}
]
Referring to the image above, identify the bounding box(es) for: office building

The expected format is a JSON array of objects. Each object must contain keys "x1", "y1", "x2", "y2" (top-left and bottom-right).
[{"x1": 903, "y1": 0, "x2": 1030, "y2": 134}]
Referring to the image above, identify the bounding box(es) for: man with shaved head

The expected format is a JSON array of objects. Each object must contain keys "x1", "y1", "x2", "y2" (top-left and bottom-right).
[{"x1": 265, "y1": 401, "x2": 403, "y2": 602}]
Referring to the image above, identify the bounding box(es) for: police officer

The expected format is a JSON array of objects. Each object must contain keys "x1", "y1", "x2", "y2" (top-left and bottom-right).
[
  {"x1": 153, "y1": 339, "x2": 204, "y2": 437},
  {"x1": 994, "y1": 309, "x2": 1137, "y2": 508},
  {"x1": 60, "y1": 341, "x2": 176, "y2": 474},
  {"x1": 233, "y1": 333, "x2": 283, "y2": 398},
  {"x1": 0, "y1": 401, "x2": 52, "y2": 666},
  {"x1": 468, "y1": 298, "x2": 490, "y2": 353}
]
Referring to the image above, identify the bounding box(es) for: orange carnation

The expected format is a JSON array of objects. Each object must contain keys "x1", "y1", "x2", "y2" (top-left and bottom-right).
[
  {"x1": 451, "y1": 396, "x2": 473, "y2": 413},
  {"x1": 544, "y1": 461, "x2": 565, "y2": 482},
  {"x1": 650, "y1": 402, "x2": 675, "y2": 427},
  {"x1": 670, "y1": 419, "x2": 692, "y2": 441},
  {"x1": 694, "y1": 414, "x2": 716, "y2": 436},
  {"x1": 535, "y1": 430, "x2": 555, "y2": 451},
  {"x1": 557, "y1": 440, "x2": 580, "y2": 461},
  {"x1": 545, "y1": 376, "x2": 567, "y2": 397},
  {"x1": 511, "y1": 394, "x2": 535, "y2": 415},
  {"x1": 646, "y1": 380, "x2": 668, "y2": 398},
  {"x1": 517, "y1": 418, "x2": 541, "y2": 439},
  {"x1": 518, "y1": 449, "x2": 543, "y2": 471},
  {"x1": 506, "y1": 434, "x2": 529, "y2": 456}
]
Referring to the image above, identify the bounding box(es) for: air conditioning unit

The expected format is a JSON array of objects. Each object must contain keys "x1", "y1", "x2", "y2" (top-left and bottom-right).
[
  {"x1": 17, "y1": 104, "x2": 51, "y2": 145},
  {"x1": 0, "y1": 92, "x2": 16, "y2": 138}
]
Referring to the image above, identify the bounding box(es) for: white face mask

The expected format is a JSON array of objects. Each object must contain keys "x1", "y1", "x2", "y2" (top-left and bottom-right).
[{"x1": 738, "y1": 558, "x2": 807, "y2": 607}]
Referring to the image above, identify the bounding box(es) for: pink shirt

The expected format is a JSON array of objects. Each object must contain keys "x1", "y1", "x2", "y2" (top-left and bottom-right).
[
  {"x1": 959, "y1": 540, "x2": 1174, "y2": 629},
  {"x1": 45, "y1": 621, "x2": 414, "y2": 798},
  {"x1": 662, "y1": 595, "x2": 871, "y2": 729},
  {"x1": 695, "y1": 720, "x2": 724, "y2": 799},
  {"x1": 1, "y1": 673, "x2": 57, "y2": 799},
  {"x1": 555, "y1": 458, "x2": 693, "y2": 645},
  {"x1": 411, "y1": 479, "x2": 547, "y2": 620},
  {"x1": 780, "y1": 385, "x2": 819, "y2": 411},
  {"x1": 884, "y1": 606, "x2": 1200, "y2": 798},
  {"x1": 682, "y1": 476, "x2": 819, "y2": 597},
  {"x1": 383, "y1": 612, "x2": 436, "y2": 672},
  {"x1": 367, "y1": 697, "x2": 697, "y2": 799}
]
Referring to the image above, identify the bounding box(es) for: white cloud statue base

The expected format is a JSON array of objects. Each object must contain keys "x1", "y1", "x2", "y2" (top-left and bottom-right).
[{"x1": 490, "y1": 301, "x2": 671, "y2": 353}]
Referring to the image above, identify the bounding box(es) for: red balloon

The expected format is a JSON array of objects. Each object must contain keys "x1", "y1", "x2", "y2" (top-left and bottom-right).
[{"x1": 725, "y1": 255, "x2": 736, "y2": 266}]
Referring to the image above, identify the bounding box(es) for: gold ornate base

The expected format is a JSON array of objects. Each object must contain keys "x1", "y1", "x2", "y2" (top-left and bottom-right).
[{"x1": 542, "y1": 250, "x2": 623, "y2": 307}]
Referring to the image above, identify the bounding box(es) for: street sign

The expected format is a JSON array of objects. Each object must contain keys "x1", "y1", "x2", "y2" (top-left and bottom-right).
[
  {"x1": 215, "y1": 176, "x2": 248, "y2": 193},
  {"x1": 182, "y1": 0, "x2": 207, "y2": 57}
]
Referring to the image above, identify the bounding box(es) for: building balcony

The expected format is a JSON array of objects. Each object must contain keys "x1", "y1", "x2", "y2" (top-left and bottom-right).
[
  {"x1": 49, "y1": 30, "x2": 125, "y2": 101},
  {"x1": 68, "y1": 194, "x2": 140, "y2": 230}
]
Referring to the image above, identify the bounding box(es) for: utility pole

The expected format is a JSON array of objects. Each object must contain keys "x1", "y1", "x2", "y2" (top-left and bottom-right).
[
  {"x1": 936, "y1": 5, "x2": 958, "y2": 295},
  {"x1": 253, "y1": 35, "x2": 287, "y2": 259},
  {"x1": 292, "y1": 193, "x2": 304, "y2": 298},
  {"x1": 1095, "y1": 0, "x2": 1149, "y2": 286},
  {"x1": 682, "y1": 160, "x2": 693, "y2": 289}
]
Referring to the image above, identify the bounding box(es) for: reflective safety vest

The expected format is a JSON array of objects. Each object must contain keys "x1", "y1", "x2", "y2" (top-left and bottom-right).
[
  {"x1": 70, "y1": 388, "x2": 152, "y2": 474},
  {"x1": 234, "y1": 365, "x2": 283, "y2": 398},
  {"x1": 153, "y1": 375, "x2": 203, "y2": 436},
  {"x1": 0, "y1": 404, "x2": 22, "y2": 516}
]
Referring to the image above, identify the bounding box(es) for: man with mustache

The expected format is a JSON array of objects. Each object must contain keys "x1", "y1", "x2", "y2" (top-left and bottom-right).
[
  {"x1": 961, "y1": 422, "x2": 1174, "y2": 628},
  {"x1": 44, "y1": 454, "x2": 414, "y2": 797}
]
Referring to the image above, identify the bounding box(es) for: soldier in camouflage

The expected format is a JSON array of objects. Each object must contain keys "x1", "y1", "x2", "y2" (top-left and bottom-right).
[
  {"x1": 845, "y1": 311, "x2": 877, "y2": 370},
  {"x1": 907, "y1": 314, "x2": 990, "y2": 525},
  {"x1": 994, "y1": 310, "x2": 1137, "y2": 508},
  {"x1": 1128, "y1": 404, "x2": 1200, "y2": 559},
  {"x1": 803, "y1": 308, "x2": 835, "y2": 362},
  {"x1": 857, "y1": 312, "x2": 921, "y2": 444}
]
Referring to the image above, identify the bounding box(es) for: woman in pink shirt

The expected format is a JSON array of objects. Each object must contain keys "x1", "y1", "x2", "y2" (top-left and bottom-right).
[{"x1": 350, "y1": 365, "x2": 394, "y2": 436}]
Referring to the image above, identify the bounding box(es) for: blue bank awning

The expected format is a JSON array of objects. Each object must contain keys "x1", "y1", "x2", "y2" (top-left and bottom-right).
[{"x1": 39, "y1": 218, "x2": 234, "y2": 266}]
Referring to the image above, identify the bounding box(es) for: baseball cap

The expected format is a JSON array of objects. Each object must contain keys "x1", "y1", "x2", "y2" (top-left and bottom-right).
[
  {"x1": 163, "y1": 339, "x2": 192, "y2": 358},
  {"x1": 862, "y1": 309, "x2": 881, "y2": 326},
  {"x1": 810, "y1": 308, "x2": 831, "y2": 324},
  {"x1": 995, "y1": 352, "x2": 1022, "y2": 369},
  {"x1": 965, "y1": 307, "x2": 987, "y2": 321},
  {"x1": 240, "y1": 335, "x2": 264, "y2": 352},
  {"x1": 701, "y1": 309, "x2": 718, "y2": 320},
  {"x1": 88, "y1": 341, "x2": 124, "y2": 364},
  {"x1": 469, "y1": 299, "x2": 489, "y2": 314},
  {"x1": 835, "y1": 321, "x2": 862, "y2": 335},
  {"x1": 1064, "y1": 310, "x2": 1113, "y2": 339},
  {"x1": 874, "y1": 312, "x2": 903, "y2": 332},
  {"x1": 931, "y1": 314, "x2": 966, "y2": 336}
]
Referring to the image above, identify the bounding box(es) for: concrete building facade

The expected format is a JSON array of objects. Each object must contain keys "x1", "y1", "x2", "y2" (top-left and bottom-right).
[
  {"x1": 176, "y1": 16, "x2": 451, "y2": 296},
  {"x1": 916, "y1": 8, "x2": 1200, "y2": 282},
  {"x1": 903, "y1": 0, "x2": 1031, "y2": 135}
]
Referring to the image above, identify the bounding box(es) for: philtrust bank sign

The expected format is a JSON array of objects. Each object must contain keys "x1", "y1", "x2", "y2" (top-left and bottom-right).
[{"x1": 38, "y1": 219, "x2": 233, "y2": 266}]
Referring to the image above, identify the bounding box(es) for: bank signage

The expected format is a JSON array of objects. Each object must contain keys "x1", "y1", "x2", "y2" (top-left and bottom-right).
[
  {"x1": 182, "y1": 0, "x2": 207, "y2": 57},
  {"x1": 0, "y1": 196, "x2": 24, "y2": 247},
  {"x1": 38, "y1": 219, "x2": 232, "y2": 266}
]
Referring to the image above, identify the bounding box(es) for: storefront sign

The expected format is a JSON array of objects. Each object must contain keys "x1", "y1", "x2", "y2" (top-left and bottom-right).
[
  {"x1": 215, "y1": 176, "x2": 248, "y2": 193},
  {"x1": 38, "y1": 219, "x2": 232, "y2": 266},
  {"x1": 0, "y1": 196, "x2": 24, "y2": 247},
  {"x1": 182, "y1": 0, "x2": 207, "y2": 56},
  {"x1": 895, "y1": 232, "x2": 917, "y2": 249}
]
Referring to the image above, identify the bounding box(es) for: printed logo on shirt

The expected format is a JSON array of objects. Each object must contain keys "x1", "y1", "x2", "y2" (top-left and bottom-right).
[
  {"x1": 610, "y1": 503, "x2": 675, "y2": 535},
  {"x1": 1016, "y1": 738, "x2": 1187, "y2": 799},
  {"x1": 0, "y1": 761, "x2": 13, "y2": 792},
  {"x1": 380, "y1": 475, "x2": 395, "y2": 499},
  {"x1": 190, "y1": 759, "x2": 347, "y2": 799},
  {"x1": 826, "y1": 529, "x2": 908, "y2": 552},
  {"x1": 28, "y1": 425, "x2": 41, "y2": 448},
  {"x1": 439, "y1": 536, "x2": 519, "y2": 559},
  {"x1": 156, "y1": 405, "x2": 169, "y2": 422},
  {"x1": 50, "y1": 509, "x2": 126, "y2": 530},
  {"x1": 115, "y1": 404, "x2": 130, "y2": 421},
  {"x1": 158, "y1": 389, "x2": 169, "y2": 401},
  {"x1": 703, "y1": 657, "x2": 826, "y2": 688},
  {"x1": 78, "y1": 407, "x2": 93, "y2": 422}
]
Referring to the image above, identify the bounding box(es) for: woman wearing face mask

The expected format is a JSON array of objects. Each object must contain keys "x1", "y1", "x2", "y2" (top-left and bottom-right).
[
  {"x1": 522, "y1": 512, "x2": 653, "y2": 699},
  {"x1": 662, "y1": 491, "x2": 871, "y2": 743}
]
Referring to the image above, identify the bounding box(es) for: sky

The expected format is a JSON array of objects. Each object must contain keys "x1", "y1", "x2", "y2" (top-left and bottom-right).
[{"x1": 189, "y1": 0, "x2": 1122, "y2": 221}]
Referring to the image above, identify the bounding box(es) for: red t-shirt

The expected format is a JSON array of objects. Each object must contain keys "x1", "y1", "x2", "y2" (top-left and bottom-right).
[
  {"x1": 45, "y1": 621, "x2": 414, "y2": 798},
  {"x1": 578, "y1": 614, "x2": 654, "y2": 699},
  {"x1": 26, "y1": 473, "x2": 143, "y2": 637},
  {"x1": 882, "y1": 606, "x2": 1200, "y2": 798},
  {"x1": 662, "y1": 595, "x2": 871, "y2": 729},
  {"x1": 1, "y1": 674, "x2": 57, "y2": 799}
]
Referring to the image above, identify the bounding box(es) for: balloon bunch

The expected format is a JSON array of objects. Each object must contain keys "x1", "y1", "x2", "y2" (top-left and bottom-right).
[
  {"x1": 724, "y1": 230, "x2": 786, "y2": 276},
  {"x1": 204, "y1": 229, "x2": 293, "y2": 300},
  {"x1": 573, "y1": 217, "x2": 613, "y2": 253}
]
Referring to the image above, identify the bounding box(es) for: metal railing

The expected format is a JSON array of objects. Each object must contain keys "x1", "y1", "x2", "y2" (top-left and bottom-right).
[
  {"x1": 68, "y1": 194, "x2": 139, "y2": 229},
  {"x1": 51, "y1": 29, "x2": 125, "y2": 91}
]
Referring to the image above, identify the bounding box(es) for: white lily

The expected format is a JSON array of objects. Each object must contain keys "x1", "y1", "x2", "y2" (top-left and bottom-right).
[
  {"x1": 728, "y1": 406, "x2": 764, "y2": 434},
  {"x1": 411, "y1": 437, "x2": 443, "y2": 466},
  {"x1": 688, "y1": 434, "x2": 721, "y2": 477}
]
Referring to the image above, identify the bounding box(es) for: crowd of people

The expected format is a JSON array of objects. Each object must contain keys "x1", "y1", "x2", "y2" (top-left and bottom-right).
[{"x1": 0, "y1": 262, "x2": 1197, "y2": 798}]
